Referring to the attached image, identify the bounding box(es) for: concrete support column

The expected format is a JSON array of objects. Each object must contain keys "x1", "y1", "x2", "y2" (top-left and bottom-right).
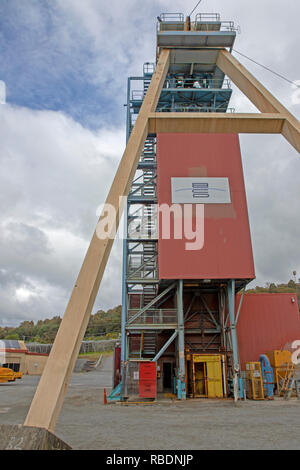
[{"x1": 177, "y1": 279, "x2": 186, "y2": 399}]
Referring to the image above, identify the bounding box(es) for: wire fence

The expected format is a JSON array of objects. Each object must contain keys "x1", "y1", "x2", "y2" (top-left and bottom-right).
[{"x1": 26, "y1": 339, "x2": 119, "y2": 355}]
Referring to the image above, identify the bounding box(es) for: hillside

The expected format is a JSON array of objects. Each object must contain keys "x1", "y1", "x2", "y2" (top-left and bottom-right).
[
  {"x1": 1, "y1": 280, "x2": 299, "y2": 343},
  {"x1": 0, "y1": 305, "x2": 121, "y2": 343}
]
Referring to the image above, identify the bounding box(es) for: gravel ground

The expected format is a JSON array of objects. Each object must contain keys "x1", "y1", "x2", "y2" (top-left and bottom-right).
[{"x1": 1, "y1": 356, "x2": 300, "y2": 450}]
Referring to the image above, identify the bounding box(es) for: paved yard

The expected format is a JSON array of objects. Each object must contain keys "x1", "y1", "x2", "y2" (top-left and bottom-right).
[{"x1": 1, "y1": 356, "x2": 300, "y2": 450}]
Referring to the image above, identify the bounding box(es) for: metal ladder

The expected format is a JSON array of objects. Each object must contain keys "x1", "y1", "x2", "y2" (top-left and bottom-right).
[
  {"x1": 280, "y1": 363, "x2": 295, "y2": 396},
  {"x1": 142, "y1": 331, "x2": 157, "y2": 356},
  {"x1": 142, "y1": 205, "x2": 157, "y2": 238},
  {"x1": 142, "y1": 170, "x2": 156, "y2": 198},
  {"x1": 142, "y1": 284, "x2": 158, "y2": 306},
  {"x1": 143, "y1": 64, "x2": 155, "y2": 97},
  {"x1": 141, "y1": 137, "x2": 156, "y2": 163}
]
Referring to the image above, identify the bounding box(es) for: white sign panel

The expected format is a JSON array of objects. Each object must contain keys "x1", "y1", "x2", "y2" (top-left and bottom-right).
[{"x1": 171, "y1": 177, "x2": 231, "y2": 204}]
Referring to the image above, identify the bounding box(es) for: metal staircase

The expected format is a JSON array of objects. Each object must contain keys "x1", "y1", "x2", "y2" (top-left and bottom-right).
[
  {"x1": 143, "y1": 63, "x2": 155, "y2": 96},
  {"x1": 123, "y1": 45, "x2": 233, "y2": 361},
  {"x1": 125, "y1": 67, "x2": 160, "y2": 360},
  {"x1": 143, "y1": 283, "x2": 158, "y2": 306},
  {"x1": 142, "y1": 332, "x2": 157, "y2": 356}
]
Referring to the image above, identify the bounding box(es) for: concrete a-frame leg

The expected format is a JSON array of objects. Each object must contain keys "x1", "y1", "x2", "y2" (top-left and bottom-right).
[
  {"x1": 217, "y1": 49, "x2": 300, "y2": 153},
  {"x1": 23, "y1": 49, "x2": 170, "y2": 434}
]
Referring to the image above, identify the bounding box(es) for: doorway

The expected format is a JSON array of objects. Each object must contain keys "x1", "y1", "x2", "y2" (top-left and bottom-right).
[
  {"x1": 163, "y1": 362, "x2": 173, "y2": 390},
  {"x1": 186, "y1": 354, "x2": 224, "y2": 398}
]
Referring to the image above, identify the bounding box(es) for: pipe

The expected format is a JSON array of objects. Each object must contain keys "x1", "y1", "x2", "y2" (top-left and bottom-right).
[{"x1": 177, "y1": 280, "x2": 186, "y2": 399}]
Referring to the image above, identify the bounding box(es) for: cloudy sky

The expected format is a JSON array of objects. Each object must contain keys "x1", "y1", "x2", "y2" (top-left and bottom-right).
[{"x1": 0, "y1": 0, "x2": 299, "y2": 327}]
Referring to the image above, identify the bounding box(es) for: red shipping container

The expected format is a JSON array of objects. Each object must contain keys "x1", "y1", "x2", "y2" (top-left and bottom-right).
[
  {"x1": 156, "y1": 133, "x2": 255, "y2": 280},
  {"x1": 236, "y1": 293, "x2": 300, "y2": 369},
  {"x1": 139, "y1": 362, "x2": 157, "y2": 398}
]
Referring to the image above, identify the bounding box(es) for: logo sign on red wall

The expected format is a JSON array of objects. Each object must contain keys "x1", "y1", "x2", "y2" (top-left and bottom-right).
[{"x1": 171, "y1": 177, "x2": 231, "y2": 204}]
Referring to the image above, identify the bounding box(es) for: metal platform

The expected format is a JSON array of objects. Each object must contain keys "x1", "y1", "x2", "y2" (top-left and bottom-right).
[
  {"x1": 157, "y1": 31, "x2": 236, "y2": 51},
  {"x1": 157, "y1": 13, "x2": 238, "y2": 55}
]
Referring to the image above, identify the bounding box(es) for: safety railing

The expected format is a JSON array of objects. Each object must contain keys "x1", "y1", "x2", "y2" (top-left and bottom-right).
[
  {"x1": 143, "y1": 62, "x2": 155, "y2": 75},
  {"x1": 195, "y1": 13, "x2": 221, "y2": 22},
  {"x1": 127, "y1": 254, "x2": 158, "y2": 280},
  {"x1": 157, "y1": 13, "x2": 240, "y2": 33},
  {"x1": 131, "y1": 79, "x2": 231, "y2": 101},
  {"x1": 157, "y1": 13, "x2": 185, "y2": 31},
  {"x1": 219, "y1": 21, "x2": 241, "y2": 33},
  {"x1": 194, "y1": 15, "x2": 240, "y2": 33},
  {"x1": 128, "y1": 309, "x2": 178, "y2": 325},
  {"x1": 159, "y1": 13, "x2": 184, "y2": 22},
  {"x1": 163, "y1": 77, "x2": 231, "y2": 90},
  {"x1": 131, "y1": 90, "x2": 145, "y2": 101},
  {"x1": 156, "y1": 104, "x2": 235, "y2": 113}
]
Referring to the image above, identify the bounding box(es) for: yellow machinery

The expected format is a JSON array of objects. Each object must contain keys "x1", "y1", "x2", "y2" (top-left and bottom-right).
[
  {"x1": 245, "y1": 362, "x2": 264, "y2": 400},
  {"x1": 0, "y1": 367, "x2": 23, "y2": 384},
  {"x1": 266, "y1": 350, "x2": 294, "y2": 395},
  {"x1": 186, "y1": 354, "x2": 224, "y2": 398},
  {"x1": 14, "y1": 371, "x2": 23, "y2": 380}
]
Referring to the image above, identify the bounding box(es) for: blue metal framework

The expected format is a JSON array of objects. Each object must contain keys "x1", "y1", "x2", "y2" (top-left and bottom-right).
[{"x1": 117, "y1": 12, "x2": 247, "y2": 401}]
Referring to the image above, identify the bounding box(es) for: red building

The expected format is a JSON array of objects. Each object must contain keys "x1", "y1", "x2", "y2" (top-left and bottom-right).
[{"x1": 237, "y1": 293, "x2": 300, "y2": 368}]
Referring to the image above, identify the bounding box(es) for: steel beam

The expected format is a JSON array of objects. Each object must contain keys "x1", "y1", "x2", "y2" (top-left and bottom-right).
[
  {"x1": 235, "y1": 286, "x2": 246, "y2": 325},
  {"x1": 177, "y1": 280, "x2": 186, "y2": 400},
  {"x1": 152, "y1": 330, "x2": 178, "y2": 362},
  {"x1": 227, "y1": 280, "x2": 240, "y2": 372},
  {"x1": 126, "y1": 324, "x2": 178, "y2": 330},
  {"x1": 121, "y1": 203, "x2": 128, "y2": 365}
]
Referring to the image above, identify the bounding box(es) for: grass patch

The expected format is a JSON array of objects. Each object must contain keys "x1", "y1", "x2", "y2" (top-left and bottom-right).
[{"x1": 78, "y1": 350, "x2": 113, "y2": 360}]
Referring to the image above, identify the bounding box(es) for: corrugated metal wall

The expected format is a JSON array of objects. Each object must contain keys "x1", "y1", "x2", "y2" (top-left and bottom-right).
[{"x1": 236, "y1": 293, "x2": 300, "y2": 368}]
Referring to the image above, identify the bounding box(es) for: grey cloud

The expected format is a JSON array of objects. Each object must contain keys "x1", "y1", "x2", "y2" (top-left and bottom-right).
[{"x1": 0, "y1": 0, "x2": 299, "y2": 326}]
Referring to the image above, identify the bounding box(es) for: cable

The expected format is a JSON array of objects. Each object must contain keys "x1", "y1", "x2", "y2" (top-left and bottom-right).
[
  {"x1": 233, "y1": 49, "x2": 300, "y2": 89},
  {"x1": 189, "y1": 0, "x2": 203, "y2": 17}
]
